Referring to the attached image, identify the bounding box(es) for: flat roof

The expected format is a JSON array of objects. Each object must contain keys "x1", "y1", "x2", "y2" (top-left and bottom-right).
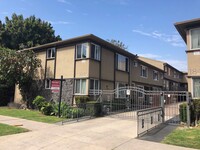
[{"x1": 174, "y1": 18, "x2": 200, "y2": 43}]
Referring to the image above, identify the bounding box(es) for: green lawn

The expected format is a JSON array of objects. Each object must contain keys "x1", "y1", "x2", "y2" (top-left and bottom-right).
[
  {"x1": 0, "y1": 107, "x2": 63, "y2": 123},
  {"x1": 0, "y1": 123, "x2": 29, "y2": 136},
  {"x1": 162, "y1": 127, "x2": 200, "y2": 149}
]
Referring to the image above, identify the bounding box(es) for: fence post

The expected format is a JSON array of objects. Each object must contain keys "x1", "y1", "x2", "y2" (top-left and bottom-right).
[
  {"x1": 160, "y1": 92, "x2": 165, "y2": 123},
  {"x1": 186, "y1": 92, "x2": 191, "y2": 127}
]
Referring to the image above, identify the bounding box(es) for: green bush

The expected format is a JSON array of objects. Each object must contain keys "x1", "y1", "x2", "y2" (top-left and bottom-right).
[
  {"x1": 86, "y1": 101, "x2": 102, "y2": 117},
  {"x1": 193, "y1": 99, "x2": 200, "y2": 125},
  {"x1": 32, "y1": 96, "x2": 45, "y2": 110},
  {"x1": 66, "y1": 107, "x2": 84, "y2": 118},
  {"x1": 179, "y1": 103, "x2": 187, "y2": 123},
  {"x1": 52, "y1": 102, "x2": 69, "y2": 117},
  {"x1": 41, "y1": 102, "x2": 53, "y2": 115},
  {"x1": 75, "y1": 96, "x2": 89, "y2": 105}
]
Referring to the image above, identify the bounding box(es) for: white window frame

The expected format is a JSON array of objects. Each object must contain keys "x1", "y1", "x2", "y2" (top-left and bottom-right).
[
  {"x1": 47, "y1": 48, "x2": 55, "y2": 59},
  {"x1": 90, "y1": 79, "x2": 100, "y2": 95},
  {"x1": 75, "y1": 79, "x2": 86, "y2": 95},
  {"x1": 91, "y1": 43, "x2": 101, "y2": 60},
  {"x1": 140, "y1": 65, "x2": 148, "y2": 78},
  {"x1": 190, "y1": 28, "x2": 200, "y2": 50},
  {"x1": 76, "y1": 43, "x2": 88, "y2": 59},
  {"x1": 192, "y1": 78, "x2": 200, "y2": 98},
  {"x1": 115, "y1": 82, "x2": 126, "y2": 98},
  {"x1": 45, "y1": 79, "x2": 51, "y2": 89},
  {"x1": 116, "y1": 53, "x2": 129, "y2": 72},
  {"x1": 153, "y1": 70, "x2": 159, "y2": 81}
]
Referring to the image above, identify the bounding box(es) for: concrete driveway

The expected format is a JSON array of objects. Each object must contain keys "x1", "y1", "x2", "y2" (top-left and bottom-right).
[{"x1": 0, "y1": 115, "x2": 195, "y2": 150}]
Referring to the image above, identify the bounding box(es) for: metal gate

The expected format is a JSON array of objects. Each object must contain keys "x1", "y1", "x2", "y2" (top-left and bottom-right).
[
  {"x1": 99, "y1": 86, "x2": 162, "y2": 119},
  {"x1": 96, "y1": 86, "x2": 190, "y2": 137}
]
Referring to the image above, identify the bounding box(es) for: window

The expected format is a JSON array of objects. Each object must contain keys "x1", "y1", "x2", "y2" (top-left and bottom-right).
[
  {"x1": 115, "y1": 82, "x2": 126, "y2": 98},
  {"x1": 137, "y1": 85, "x2": 144, "y2": 98},
  {"x1": 91, "y1": 43, "x2": 101, "y2": 60},
  {"x1": 116, "y1": 54, "x2": 129, "y2": 72},
  {"x1": 160, "y1": 73, "x2": 163, "y2": 79},
  {"x1": 76, "y1": 43, "x2": 88, "y2": 59},
  {"x1": 193, "y1": 78, "x2": 200, "y2": 98},
  {"x1": 90, "y1": 79, "x2": 99, "y2": 90},
  {"x1": 140, "y1": 65, "x2": 148, "y2": 78},
  {"x1": 133, "y1": 60, "x2": 138, "y2": 67},
  {"x1": 45, "y1": 79, "x2": 51, "y2": 89},
  {"x1": 190, "y1": 28, "x2": 200, "y2": 50},
  {"x1": 153, "y1": 70, "x2": 159, "y2": 81},
  {"x1": 47, "y1": 48, "x2": 55, "y2": 59},
  {"x1": 90, "y1": 79, "x2": 99, "y2": 95},
  {"x1": 75, "y1": 79, "x2": 86, "y2": 94}
]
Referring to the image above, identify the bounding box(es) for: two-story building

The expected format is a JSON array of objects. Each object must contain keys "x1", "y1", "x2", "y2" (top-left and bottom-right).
[
  {"x1": 175, "y1": 18, "x2": 200, "y2": 98},
  {"x1": 14, "y1": 34, "x2": 165, "y2": 104},
  {"x1": 138, "y1": 56, "x2": 188, "y2": 91}
]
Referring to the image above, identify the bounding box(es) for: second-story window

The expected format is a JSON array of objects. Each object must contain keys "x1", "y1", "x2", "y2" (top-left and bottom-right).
[
  {"x1": 47, "y1": 48, "x2": 55, "y2": 59},
  {"x1": 76, "y1": 43, "x2": 88, "y2": 59},
  {"x1": 153, "y1": 70, "x2": 159, "y2": 81},
  {"x1": 190, "y1": 28, "x2": 200, "y2": 50},
  {"x1": 140, "y1": 65, "x2": 148, "y2": 78},
  {"x1": 116, "y1": 54, "x2": 129, "y2": 72},
  {"x1": 91, "y1": 43, "x2": 101, "y2": 60}
]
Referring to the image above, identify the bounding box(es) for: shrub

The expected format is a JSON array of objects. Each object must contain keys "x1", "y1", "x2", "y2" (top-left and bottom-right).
[
  {"x1": 52, "y1": 102, "x2": 69, "y2": 117},
  {"x1": 193, "y1": 99, "x2": 200, "y2": 125},
  {"x1": 32, "y1": 96, "x2": 45, "y2": 111},
  {"x1": 179, "y1": 103, "x2": 187, "y2": 123},
  {"x1": 66, "y1": 107, "x2": 84, "y2": 118},
  {"x1": 41, "y1": 102, "x2": 53, "y2": 115},
  {"x1": 86, "y1": 101, "x2": 102, "y2": 117},
  {"x1": 75, "y1": 96, "x2": 89, "y2": 105}
]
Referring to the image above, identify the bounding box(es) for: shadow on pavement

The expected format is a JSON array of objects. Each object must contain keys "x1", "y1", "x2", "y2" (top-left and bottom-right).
[{"x1": 138, "y1": 124, "x2": 178, "y2": 143}]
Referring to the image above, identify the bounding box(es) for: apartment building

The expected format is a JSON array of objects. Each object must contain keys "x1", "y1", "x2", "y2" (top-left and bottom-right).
[
  {"x1": 175, "y1": 18, "x2": 200, "y2": 98},
  {"x1": 138, "y1": 57, "x2": 188, "y2": 91},
  {"x1": 14, "y1": 34, "x2": 165, "y2": 104}
]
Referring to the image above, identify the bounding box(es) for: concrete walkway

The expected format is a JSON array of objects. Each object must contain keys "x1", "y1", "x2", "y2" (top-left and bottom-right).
[{"x1": 0, "y1": 115, "x2": 195, "y2": 150}]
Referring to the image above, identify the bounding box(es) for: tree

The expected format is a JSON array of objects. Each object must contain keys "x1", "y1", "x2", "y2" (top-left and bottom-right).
[
  {"x1": 0, "y1": 47, "x2": 41, "y2": 107},
  {"x1": 107, "y1": 39, "x2": 128, "y2": 50},
  {"x1": 0, "y1": 13, "x2": 61, "y2": 50}
]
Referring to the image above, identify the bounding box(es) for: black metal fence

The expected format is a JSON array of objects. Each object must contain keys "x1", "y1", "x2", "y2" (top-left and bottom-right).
[{"x1": 61, "y1": 102, "x2": 102, "y2": 124}]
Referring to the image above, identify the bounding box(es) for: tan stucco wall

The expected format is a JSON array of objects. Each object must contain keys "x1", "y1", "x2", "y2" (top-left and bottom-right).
[
  {"x1": 115, "y1": 70, "x2": 129, "y2": 83},
  {"x1": 56, "y1": 46, "x2": 75, "y2": 79},
  {"x1": 187, "y1": 52, "x2": 200, "y2": 77},
  {"x1": 131, "y1": 62, "x2": 163, "y2": 87},
  {"x1": 14, "y1": 85, "x2": 22, "y2": 103},
  {"x1": 46, "y1": 60, "x2": 55, "y2": 78},
  {"x1": 89, "y1": 60, "x2": 100, "y2": 78},
  {"x1": 101, "y1": 48, "x2": 114, "y2": 81},
  {"x1": 101, "y1": 80, "x2": 114, "y2": 90},
  {"x1": 75, "y1": 60, "x2": 89, "y2": 78}
]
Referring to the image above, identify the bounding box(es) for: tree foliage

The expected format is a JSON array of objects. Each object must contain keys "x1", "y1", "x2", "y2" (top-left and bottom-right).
[
  {"x1": 0, "y1": 13, "x2": 61, "y2": 50},
  {"x1": 107, "y1": 39, "x2": 128, "y2": 50},
  {"x1": 0, "y1": 47, "x2": 41, "y2": 107}
]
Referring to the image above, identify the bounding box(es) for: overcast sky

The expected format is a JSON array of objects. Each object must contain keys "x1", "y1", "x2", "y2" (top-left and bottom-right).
[{"x1": 1, "y1": 0, "x2": 199, "y2": 71}]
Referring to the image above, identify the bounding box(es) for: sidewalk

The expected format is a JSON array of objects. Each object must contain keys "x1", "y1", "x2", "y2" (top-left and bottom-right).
[
  {"x1": 0, "y1": 115, "x2": 196, "y2": 150},
  {"x1": 0, "y1": 115, "x2": 57, "y2": 131}
]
